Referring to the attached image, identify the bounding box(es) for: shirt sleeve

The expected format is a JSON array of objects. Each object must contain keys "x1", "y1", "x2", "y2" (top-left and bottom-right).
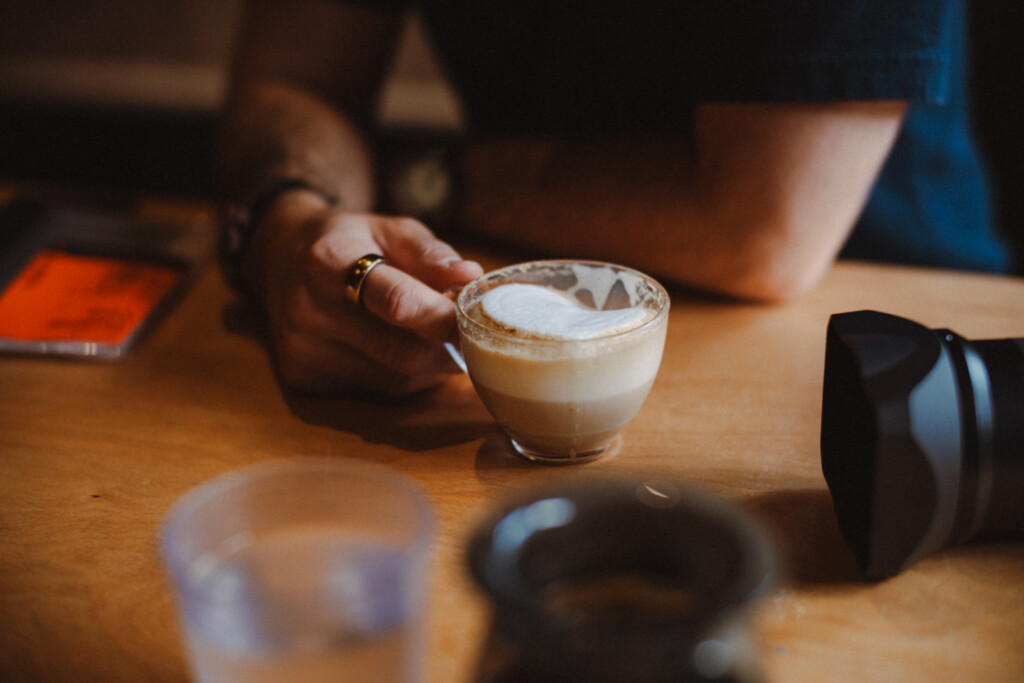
[{"x1": 691, "y1": 0, "x2": 954, "y2": 104}]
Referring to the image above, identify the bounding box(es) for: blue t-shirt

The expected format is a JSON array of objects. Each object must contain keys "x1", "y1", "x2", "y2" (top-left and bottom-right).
[
  {"x1": 383, "y1": 0, "x2": 1014, "y2": 272},
  {"x1": 841, "y1": 5, "x2": 1011, "y2": 271}
]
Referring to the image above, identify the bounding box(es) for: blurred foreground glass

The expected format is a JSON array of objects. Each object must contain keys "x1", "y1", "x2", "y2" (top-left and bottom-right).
[
  {"x1": 467, "y1": 477, "x2": 777, "y2": 682},
  {"x1": 456, "y1": 260, "x2": 669, "y2": 464},
  {"x1": 160, "y1": 458, "x2": 435, "y2": 683}
]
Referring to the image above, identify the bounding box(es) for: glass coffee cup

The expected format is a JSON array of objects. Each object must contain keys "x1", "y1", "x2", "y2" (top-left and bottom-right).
[{"x1": 455, "y1": 260, "x2": 669, "y2": 464}]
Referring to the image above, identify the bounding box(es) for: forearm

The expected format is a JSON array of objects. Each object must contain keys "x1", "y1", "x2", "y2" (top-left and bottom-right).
[
  {"x1": 461, "y1": 102, "x2": 906, "y2": 302},
  {"x1": 463, "y1": 139, "x2": 823, "y2": 301},
  {"x1": 216, "y1": 80, "x2": 380, "y2": 295},
  {"x1": 461, "y1": 136, "x2": 727, "y2": 290},
  {"x1": 212, "y1": 1, "x2": 483, "y2": 396},
  {"x1": 217, "y1": 80, "x2": 376, "y2": 212}
]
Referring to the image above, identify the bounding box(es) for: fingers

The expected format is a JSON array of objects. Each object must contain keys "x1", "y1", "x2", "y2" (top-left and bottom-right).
[
  {"x1": 276, "y1": 284, "x2": 460, "y2": 378},
  {"x1": 269, "y1": 209, "x2": 482, "y2": 395},
  {"x1": 306, "y1": 214, "x2": 483, "y2": 342},
  {"x1": 373, "y1": 217, "x2": 484, "y2": 291},
  {"x1": 363, "y1": 217, "x2": 484, "y2": 338},
  {"x1": 358, "y1": 263, "x2": 463, "y2": 342}
]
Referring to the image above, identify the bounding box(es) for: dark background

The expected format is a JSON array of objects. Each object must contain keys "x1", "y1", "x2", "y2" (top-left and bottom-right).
[
  {"x1": 969, "y1": 0, "x2": 1024, "y2": 270},
  {"x1": 0, "y1": 1, "x2": 1021, "y2": 270}
]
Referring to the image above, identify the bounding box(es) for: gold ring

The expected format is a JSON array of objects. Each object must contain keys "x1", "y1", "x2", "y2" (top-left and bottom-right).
[{"x1": 345, "y1": 254, "x2": 389, "y2": 306}]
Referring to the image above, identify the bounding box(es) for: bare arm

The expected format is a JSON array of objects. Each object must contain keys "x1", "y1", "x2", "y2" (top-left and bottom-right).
[
  {"x1": 218, "y1": 0, "x2": 905, "y2": 394},
  {"x1": 462, "y1": 101, "x2": 907, "y2": 302},
  {"x1": 218, "y1": 0, "x2": 398, "y2": 212},
  {"x1": 217, "y1": 0, "x2": 483, "y2": 395}
]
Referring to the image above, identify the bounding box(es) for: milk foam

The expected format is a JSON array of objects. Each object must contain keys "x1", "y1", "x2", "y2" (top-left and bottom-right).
[
  {"x1": 457, "y1": 262, "x2": 669, "y2": 403},
  {"x1": 480, "y1": 283, "x2": 650, "y2": 340}
]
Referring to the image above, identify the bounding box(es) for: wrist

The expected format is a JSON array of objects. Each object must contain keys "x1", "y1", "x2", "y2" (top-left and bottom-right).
[{"x1": 221, "y1": 179, "x2": 340, "y2": 292}]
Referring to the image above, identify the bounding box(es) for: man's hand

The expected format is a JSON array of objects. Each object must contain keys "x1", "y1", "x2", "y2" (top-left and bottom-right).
[{"x1": 251, "y1": 189, "x2": 483, "y2": 396}]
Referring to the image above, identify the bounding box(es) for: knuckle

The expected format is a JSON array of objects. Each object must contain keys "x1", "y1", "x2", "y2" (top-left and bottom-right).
[
  {"x1": 389, "y1": 215, "x2": 432, "y2": 237},
  {"x1": 416, "y1": 240, "x2": 457, "y2": 265},
  {"x1": 379, "y1": 280, "x2": 426, "y2": 325},
  {"x1": 308, "y1": 233, "x2": 348, "y2": 274}
]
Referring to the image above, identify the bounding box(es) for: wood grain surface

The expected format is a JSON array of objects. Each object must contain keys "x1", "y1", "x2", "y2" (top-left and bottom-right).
[{"x1": 2, "y1": 200, "x2": 1024, "y2": 682}]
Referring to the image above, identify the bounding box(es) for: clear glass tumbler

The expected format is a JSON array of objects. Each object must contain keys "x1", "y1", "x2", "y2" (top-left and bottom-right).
[{"x1": 160, "y1": 458, "x2": 435, "y2": 683}]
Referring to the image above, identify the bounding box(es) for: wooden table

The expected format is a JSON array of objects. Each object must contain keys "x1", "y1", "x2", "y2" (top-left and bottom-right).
[{"x1": 3, "y1": 201, "x2": 1024, "y2": 682}]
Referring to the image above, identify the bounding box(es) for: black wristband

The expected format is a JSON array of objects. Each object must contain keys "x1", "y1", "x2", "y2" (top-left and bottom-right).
[{"x1": 221, "y1": 179, "x2": 339, "y2": 288}]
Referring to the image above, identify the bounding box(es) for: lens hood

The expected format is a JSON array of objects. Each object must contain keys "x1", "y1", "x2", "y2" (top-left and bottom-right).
[{"x1": 821, "y1": 310, "x2": 1024, "y2": 579}]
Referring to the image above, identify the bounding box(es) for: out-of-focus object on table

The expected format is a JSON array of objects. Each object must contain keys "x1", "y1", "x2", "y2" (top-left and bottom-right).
[{"x1": 0, "y1": 198, "x2": 213, "y2": 358}]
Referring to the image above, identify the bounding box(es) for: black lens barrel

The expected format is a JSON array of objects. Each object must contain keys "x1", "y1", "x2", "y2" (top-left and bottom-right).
[
  {"x1": 963, "y1": 337, "x2": 1024, "y2": 538},
  {"x1": 822, "y1": 311, "x2": 1024, "y2": 579}
]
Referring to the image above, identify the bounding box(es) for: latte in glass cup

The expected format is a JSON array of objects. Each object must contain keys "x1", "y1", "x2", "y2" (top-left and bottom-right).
[{"x1": 455, "y1": 260, "x2": 669, "y2": 464}]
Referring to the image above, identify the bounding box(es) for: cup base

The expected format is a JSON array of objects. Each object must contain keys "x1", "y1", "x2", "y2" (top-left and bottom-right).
[{"x1": 510, "y1": 435, "x2": 621, "y2": 465}]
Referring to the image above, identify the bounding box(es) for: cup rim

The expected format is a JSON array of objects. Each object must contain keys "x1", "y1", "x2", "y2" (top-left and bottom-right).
[
  {"x1": 465, "y1": 476, "x2": 777, "y2": 636},
  {"x1": 456, "y1": 259, "x2": 670, "y2": 345},
  {"x1": 160, "y1": 457, "x2": 436, "y2": 582}
]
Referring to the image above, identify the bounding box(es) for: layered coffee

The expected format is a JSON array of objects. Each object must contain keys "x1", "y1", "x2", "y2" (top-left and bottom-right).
[{"x1": 456, "y1": 261, "x2": 669, "y2": 462}]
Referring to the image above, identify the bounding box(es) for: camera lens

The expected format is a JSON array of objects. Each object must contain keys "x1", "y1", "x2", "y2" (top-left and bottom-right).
[{"x1": 820, "y1": 310, "x2": 1024, "y2": 579}]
